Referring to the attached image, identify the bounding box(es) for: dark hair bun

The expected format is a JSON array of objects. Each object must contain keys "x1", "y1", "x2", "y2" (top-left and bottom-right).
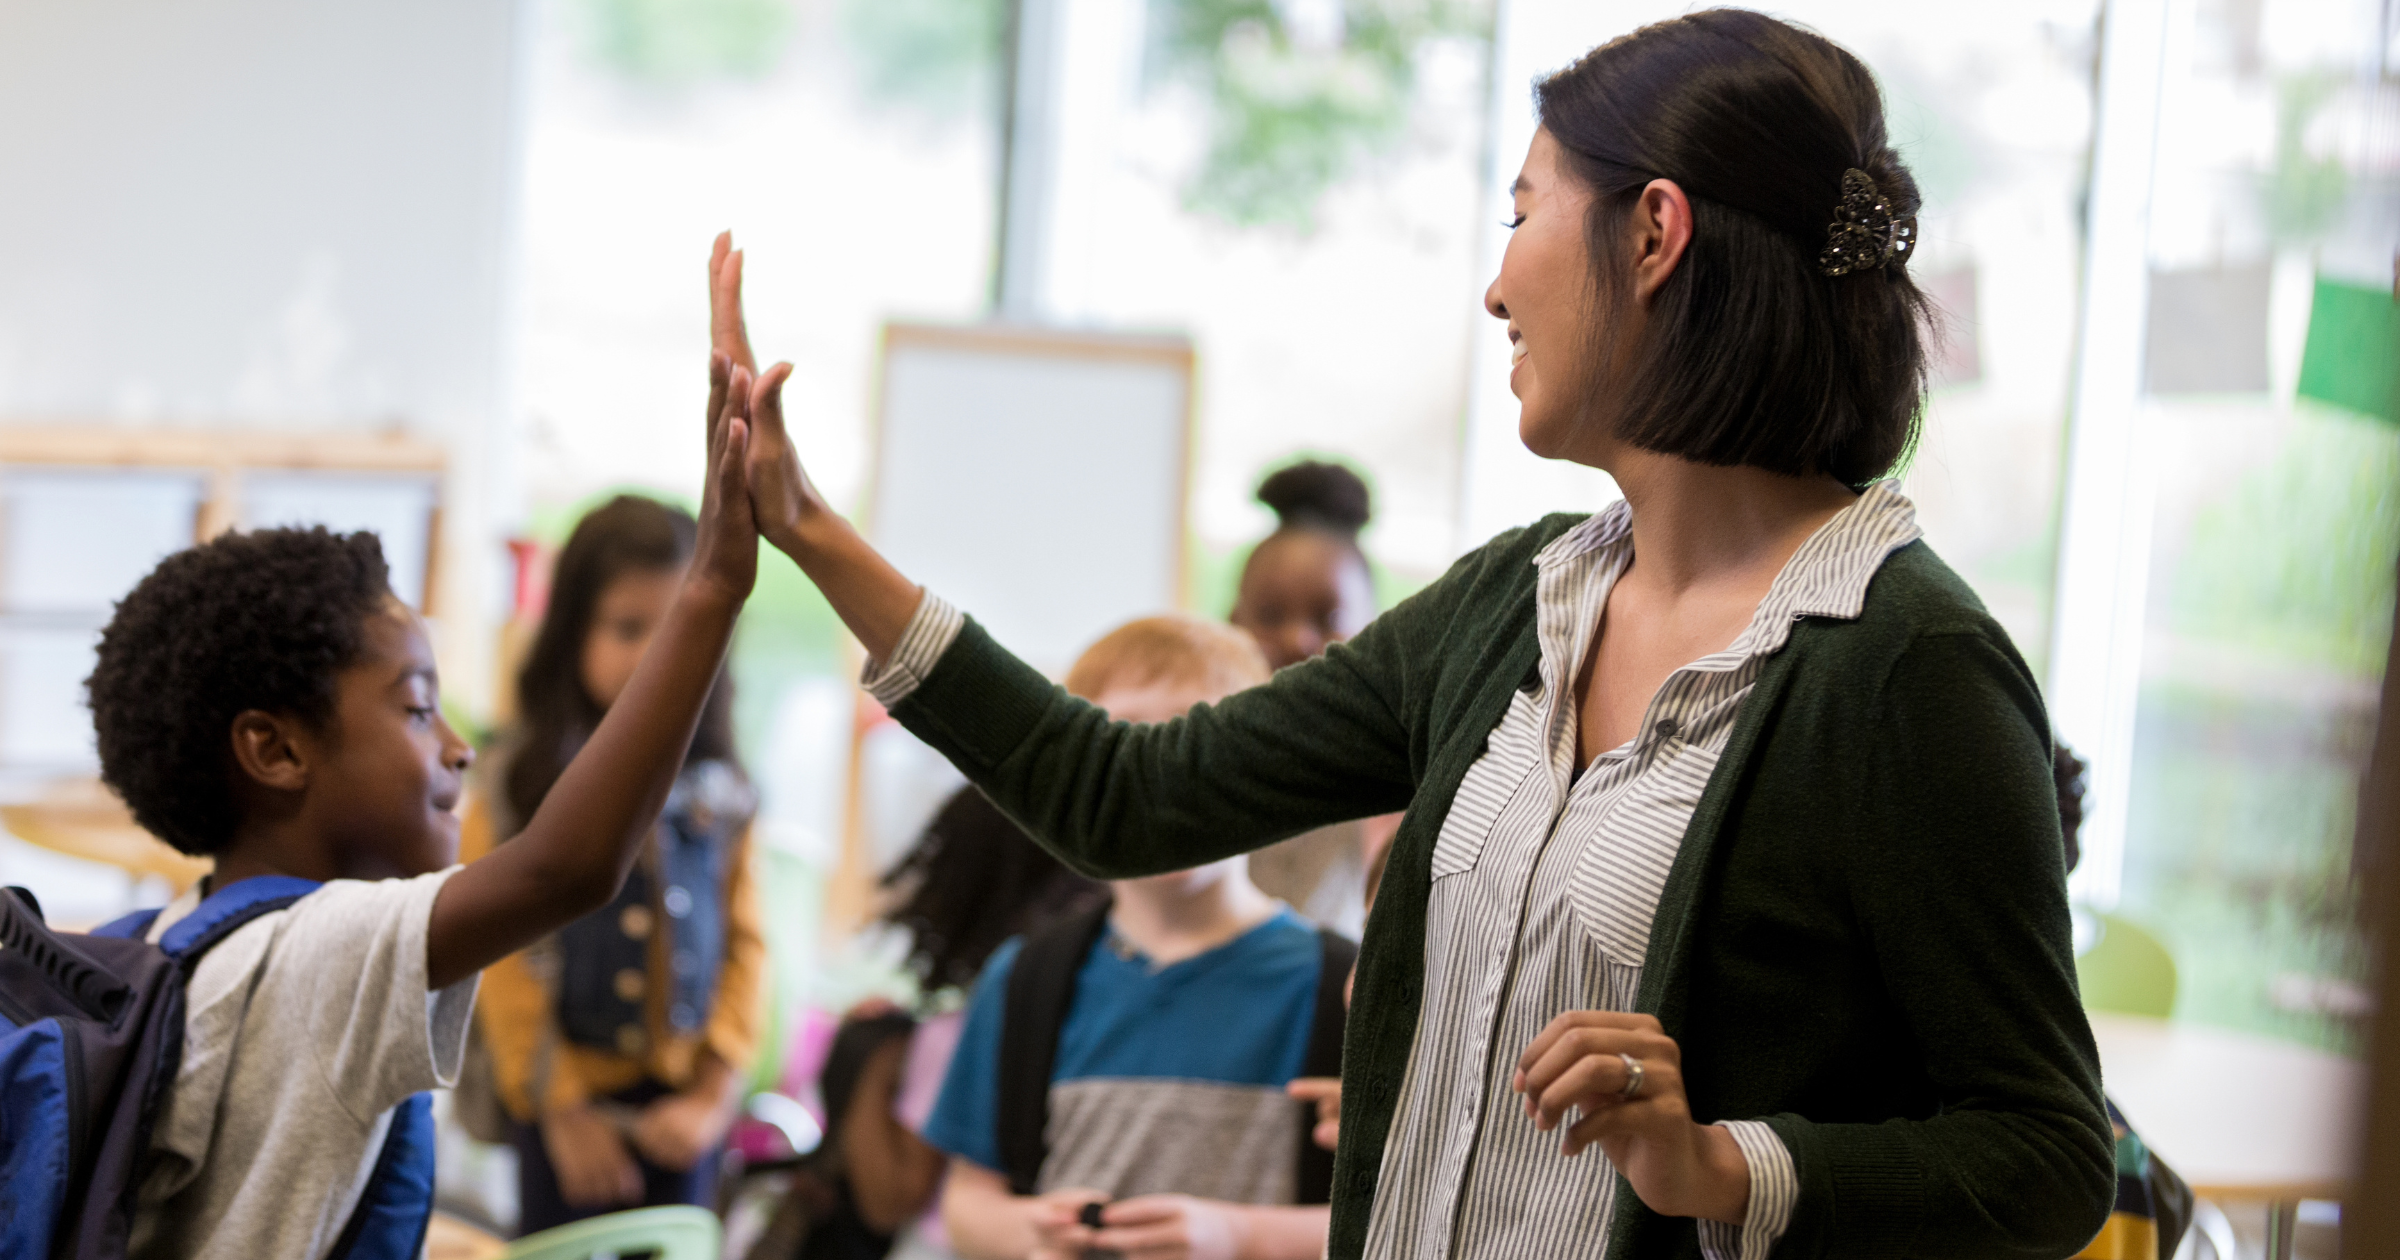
[{"x1": 1257, "y1": 460, "x2": 1371, "y2": 538}]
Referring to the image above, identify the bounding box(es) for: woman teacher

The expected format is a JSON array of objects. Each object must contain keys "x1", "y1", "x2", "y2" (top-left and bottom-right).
[{"x1": 716, "y1": 11, "x2": 2113, "y2": 1257}]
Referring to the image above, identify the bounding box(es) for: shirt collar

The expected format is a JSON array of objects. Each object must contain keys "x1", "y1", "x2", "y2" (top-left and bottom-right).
[{"x1": 1531, "y1": 479, "x2": 1923, "y2": 659}]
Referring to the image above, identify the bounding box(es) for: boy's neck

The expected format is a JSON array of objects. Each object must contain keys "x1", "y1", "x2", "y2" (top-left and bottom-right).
[
  {"x1": 1107, "y1": 866, "x2": 1280, "y2": 968},
  {"x1": 210, "y1": 819, "x2": 385, "y2": 889}
]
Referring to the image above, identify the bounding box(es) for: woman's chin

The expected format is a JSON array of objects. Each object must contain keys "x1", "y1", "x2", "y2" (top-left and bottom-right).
[{"x1": 1516, "y1": 409, "x2": 1575, "y2": 461}]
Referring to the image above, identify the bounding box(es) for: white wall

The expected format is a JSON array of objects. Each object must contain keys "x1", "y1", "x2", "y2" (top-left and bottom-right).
[{"x1": 0, "y1": 0, "x2": 530, "y2": 716}]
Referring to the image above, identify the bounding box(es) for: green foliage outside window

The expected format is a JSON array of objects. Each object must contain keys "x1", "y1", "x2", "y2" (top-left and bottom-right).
[
  {"x1": 835, "y1": 0, "x2": 1487, "y2": 227},
  {"x1": 844, "y1": 0, "x2": 1007, "y2": 118},
  {"x1": 1149, "y1": 0, "x2": 1486, "y2": 227},
  {"x1": 576, "y1": 0, "x2": 797, "y2": 86},
  {"x1": 2172, "y1": 407, "x2": 2400, "y2": 676}
]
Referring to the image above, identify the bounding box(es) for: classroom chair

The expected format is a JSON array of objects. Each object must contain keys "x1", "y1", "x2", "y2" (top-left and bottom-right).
[
  {"x1": 2077, "y1": 912, "x2": 2179, "y2": 1019},
  {"x1": 503, "y1": 1206, "x2": 719, "y2": 1260}
]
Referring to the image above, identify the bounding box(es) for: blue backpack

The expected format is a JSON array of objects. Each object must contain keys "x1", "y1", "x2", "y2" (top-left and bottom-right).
[{"x1": 0, "y1": 877, "x2": 436, "y2": 1260}]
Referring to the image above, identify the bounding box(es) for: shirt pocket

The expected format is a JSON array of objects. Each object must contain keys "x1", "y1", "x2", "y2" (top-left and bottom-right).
[
  {"x1": 1431, "y1": 689, "x2": 1546, "y2": 881},
  {"x1": 1565, "y1": 742, "x2": 1716, "y2": 968}
]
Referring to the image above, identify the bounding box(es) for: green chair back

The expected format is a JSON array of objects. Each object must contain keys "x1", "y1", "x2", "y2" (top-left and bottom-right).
[
  {"x1": 503, "y1": 1206, "x2": 720, "y2": 1260},
  {"x1": 2076, "y1": 911, "x2": 2179, "y2": 1018}
]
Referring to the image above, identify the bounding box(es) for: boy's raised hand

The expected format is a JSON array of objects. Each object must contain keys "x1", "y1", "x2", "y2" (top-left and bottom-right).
[
  {"x1": 691, "y1": 350, "x2": 759, "y2": 602},
  {"x1": 424, "y1": 344, "x2": 758, "y2": 991}
]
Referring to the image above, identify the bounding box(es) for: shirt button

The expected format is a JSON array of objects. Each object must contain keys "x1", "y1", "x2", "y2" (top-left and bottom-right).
[
  {"x1": 664, "y1": 886, "x2": 694, "y2": 918},
  {"x1": 614, "y1": 968, "x2": 646, "y2": 1002},
  {"x1": 1654, "y1": 718, "x2": 1680, "y2": 740},
  {"x1": 619, "y1": 905, "x2": 654, "y2": 940},
  {"x1": 615, "y1": 1024, "x2": 646, "y2": 1055}
]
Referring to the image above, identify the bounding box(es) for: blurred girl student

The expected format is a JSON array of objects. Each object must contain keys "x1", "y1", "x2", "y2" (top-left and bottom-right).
[
  {"x1": 462, "y1": 494, "x2": 768, "y2": 1233},
  {"x1": 1232, "y1": 459, "x2": 1392, "y2": 936},
  {"x1": 747, "y1": 787, "x2": 1105, "y2": 1259}
]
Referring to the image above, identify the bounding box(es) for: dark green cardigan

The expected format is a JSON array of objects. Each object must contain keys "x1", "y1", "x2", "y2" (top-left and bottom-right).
[{"x1": 889, "y1": 517, "x2": 2115, "y2": 1260}]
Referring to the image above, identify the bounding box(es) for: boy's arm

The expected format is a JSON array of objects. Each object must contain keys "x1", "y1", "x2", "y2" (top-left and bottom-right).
[
  {"x1": 941, "y1": 1158, "x2": 1107, "y2": 1260},
  {"x1": 425, "y1": 356, "x2": 756, "y2": 991},
  {"x1": 1087, "y1": 1197, "x2": 1331, "y2": 1260}
]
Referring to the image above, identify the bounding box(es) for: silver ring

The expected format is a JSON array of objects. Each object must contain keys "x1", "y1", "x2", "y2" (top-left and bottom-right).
[{"x1": 1617, "y1": 1053, "x2": 1645, "y2": 1100}]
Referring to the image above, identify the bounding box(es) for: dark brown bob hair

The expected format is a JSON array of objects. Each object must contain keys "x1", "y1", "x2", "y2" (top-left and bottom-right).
[{"x1": 1538, "y1": 9, "x2": 1932, "y2": 485}]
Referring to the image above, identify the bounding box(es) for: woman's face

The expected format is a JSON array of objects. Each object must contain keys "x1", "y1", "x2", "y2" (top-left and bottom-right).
[
  {"x1": 579, "y1": 565, "x2": 682, "y2": 710},
  {"x1": 1231, "y1": 531, "x2": 1375, "y2": 671},
  {"x1": 1486, "y1": 127, "x2": 1607, "y2": 464}
]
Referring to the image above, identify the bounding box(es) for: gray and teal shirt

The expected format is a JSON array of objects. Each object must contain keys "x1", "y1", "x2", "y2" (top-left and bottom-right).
[{"x1": 923, "y1": 909, "x2": 1325, "y2": 1204}]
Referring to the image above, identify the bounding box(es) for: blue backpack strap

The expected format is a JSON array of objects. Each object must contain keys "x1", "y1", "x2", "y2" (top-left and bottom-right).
[
  {"x1": 89, "y1": 907, "x2": 163, "y2": 941},
  {"x1": 322, "y1": 1092, "x2": 436, "y2": 1260},
  {"x1": 156, "y1": 876, "x2": 323, "y2": 964}
]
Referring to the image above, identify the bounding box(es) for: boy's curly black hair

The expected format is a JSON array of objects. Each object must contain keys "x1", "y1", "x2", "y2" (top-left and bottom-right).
[{"x1": 87, "y1": 527, "x2": 394, "y2": 856}]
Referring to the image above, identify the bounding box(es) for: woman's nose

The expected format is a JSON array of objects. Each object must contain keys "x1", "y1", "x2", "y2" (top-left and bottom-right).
[{"x1": 1485, "y1": 274, "x2": 1507, "y2": 320}]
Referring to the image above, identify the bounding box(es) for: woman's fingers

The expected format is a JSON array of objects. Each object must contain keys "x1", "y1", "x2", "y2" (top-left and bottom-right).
[
  {"x1": 1531, "y1": 1052, "x2": 1633, "y2": 1129},
  {"x1": 1517, "y1": 1024, "x2": 1634, "y2": 1101},
  {"x1": 709, "y1": 232, "x2": 757, "y2": 372},
  {"x1": 1562, "y1": 1100, "x2": 1644, "y2": 1157}
]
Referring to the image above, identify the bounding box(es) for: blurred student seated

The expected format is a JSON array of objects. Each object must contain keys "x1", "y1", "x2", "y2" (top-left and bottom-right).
[
  {"x1": 460, "y1": 495, "x2": 766, "y2": 1234},
  {"x1": 744, "y1": 784, "x2": 1105, "y2": 1260},
  {"x1": 921, "y1": 615, "x2": 1353, "y2": 1260}
]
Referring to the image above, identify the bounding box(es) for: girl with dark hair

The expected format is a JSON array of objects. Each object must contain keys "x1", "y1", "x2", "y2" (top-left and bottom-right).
[
  {"x1": 709, "y1": 11, "x2": 2112, "y2": 1252},
  {"x1": 1235, "y1": 459, "x2": 1389, "y2": 935},
  {"x1": 462, "y1": 494, "x2": 767, "y2": 1233},
  {"x1": 1232, "y1": 460, "x2": 1377, "y2": 672}
]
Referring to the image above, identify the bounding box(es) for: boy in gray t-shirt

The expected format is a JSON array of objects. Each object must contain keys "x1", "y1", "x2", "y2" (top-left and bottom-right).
[{"x1": 85, "y1": 353, "x2": 764, "y2": 1258}]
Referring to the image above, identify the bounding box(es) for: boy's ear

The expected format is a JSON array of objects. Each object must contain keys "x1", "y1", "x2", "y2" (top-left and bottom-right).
[{"x1": 228, "y1": 710, "x2": 311, "y2": 793}]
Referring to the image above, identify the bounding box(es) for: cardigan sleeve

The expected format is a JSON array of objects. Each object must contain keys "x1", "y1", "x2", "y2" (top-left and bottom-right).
[
  {"x1": 1762, "y1": 628, "x2": 2115, "y2": 1260},
  {"x1": 883, "y1": 574, "x2": 1460, "y2": 880}
]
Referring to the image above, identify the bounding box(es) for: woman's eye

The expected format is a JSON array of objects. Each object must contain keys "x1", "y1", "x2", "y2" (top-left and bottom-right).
[
  {"x1": 408, "y1": 706, "x2": 436, "y2": 723},
  {"x1": 1503, "y1": 213, "x2": 1526, "y2": 229}
]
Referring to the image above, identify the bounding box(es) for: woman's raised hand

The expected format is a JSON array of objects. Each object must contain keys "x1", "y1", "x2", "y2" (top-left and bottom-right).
[
  {"x1": 705, "y1": 236, "x2": 924, "y2": 661},
  {"x1": 1511, "y1": 1010, "x2": 1750, "y2": 1224},
  {"x1": 709, "y1": 231, "x2": 757, "y2": 374}
]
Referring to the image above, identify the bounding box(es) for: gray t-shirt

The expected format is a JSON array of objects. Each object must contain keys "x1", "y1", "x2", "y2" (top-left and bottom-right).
[{"x1": 129, "y1": 868, "x2": 479, "y2": 1260}]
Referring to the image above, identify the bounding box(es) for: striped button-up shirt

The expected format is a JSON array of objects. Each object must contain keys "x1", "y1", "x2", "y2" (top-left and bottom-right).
[
  {"x1": 866, "y1": 482, "x2": 1924, "y2": 1259},
  {"x1": 1362, "y1": 482, "x2": 1920, "y2": 1260}
]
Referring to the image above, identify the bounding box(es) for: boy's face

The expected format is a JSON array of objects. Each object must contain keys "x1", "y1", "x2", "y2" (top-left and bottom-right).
[{"x1": 299, "y1": 597, "x2": 475, "y2": 878}]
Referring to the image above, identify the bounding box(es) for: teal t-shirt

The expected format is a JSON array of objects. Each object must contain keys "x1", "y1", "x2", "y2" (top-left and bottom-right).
[{"x1": 923, "y1": 909, "x2": 1322, "y2": 1203}]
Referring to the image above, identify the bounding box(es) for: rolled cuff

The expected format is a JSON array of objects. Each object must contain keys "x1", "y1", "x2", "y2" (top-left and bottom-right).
[
  {"x1": 860, "y1": 591, "x2": 963, "y2": 706},
  {"x1": 1698, "y1": 1120, "x2": 1798, "y2": 1260}
]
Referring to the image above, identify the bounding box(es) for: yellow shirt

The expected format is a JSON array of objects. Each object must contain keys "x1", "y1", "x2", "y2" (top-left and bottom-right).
[{"x1": 459, "y1": 790, "x2": 767, "y2": 1120}]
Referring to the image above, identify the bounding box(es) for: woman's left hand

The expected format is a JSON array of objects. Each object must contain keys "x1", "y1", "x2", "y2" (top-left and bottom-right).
[{"x1": 1512, "y1": 1011, "x2": 1750, "y2": 1224}]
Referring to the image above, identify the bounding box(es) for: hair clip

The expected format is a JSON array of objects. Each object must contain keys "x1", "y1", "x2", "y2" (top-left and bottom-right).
[{"x1": 1817, "y1": 168, "x2": 1916, "y2": 277}]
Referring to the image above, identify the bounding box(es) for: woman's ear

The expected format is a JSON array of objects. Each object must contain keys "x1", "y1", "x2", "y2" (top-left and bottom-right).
[
  {"x1": 1630, "y1": 178, "x2": 1695, "y2": 304},
  {"x1": 229, "y1": 710, "x2": 311, "y2": 794}
]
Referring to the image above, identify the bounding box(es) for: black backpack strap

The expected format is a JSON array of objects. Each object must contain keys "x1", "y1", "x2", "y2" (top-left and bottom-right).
[
  {"x1": 1294, "y1": 927, "x2": 1357, "y2": 1206},
  {"x1": 995, "y1": 900, "x2": 1114, "y2": 1196}
]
